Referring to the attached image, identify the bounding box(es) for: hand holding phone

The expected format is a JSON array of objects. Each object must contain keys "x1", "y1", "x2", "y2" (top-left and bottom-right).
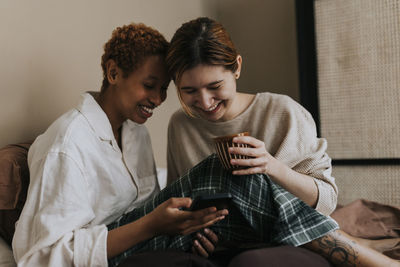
[{"x1": 189, "y1": 193, "x2": 232, "y2": 211}]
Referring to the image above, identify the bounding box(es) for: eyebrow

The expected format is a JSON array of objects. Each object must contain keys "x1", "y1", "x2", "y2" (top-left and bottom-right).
[
  {"x1": 181, "y1": 80, "x2": 223, "y2": 90},
  {"x1": 145, "y1": 76, "x2": 159, "y2": 81}
]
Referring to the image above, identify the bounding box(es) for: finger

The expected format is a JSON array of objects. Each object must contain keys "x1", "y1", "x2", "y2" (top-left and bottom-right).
[
  {"x1": 192, "y1": 209, "x2": 229, "y2": 223},
  {"x1": 182, "y1": 209, "x2": 228, "y2": 234},
  {"x1": 179, "y1": 208, "x2": 225, "y2": 231},
  {"x1": 190, "y1": 206, "x2": 221, "y2": 220},
  {"x1": 203, "y1": 228, "x2": 219, "y2": 244},
  {"x1": 167, "y1": 197, "x2": 193, "y2": 209},
  {"x1": 196, "y1": 215, "x2": 226, "y2": 232},
  {"x1": 193, "y1": 239, "x2": 209, "y2": 258},
  {"x1": 228, "y1": 146, "x2": 258, "y2": 157},
  {"x1": 232, "y1": 167, "x2": 265, "y2": 175},
  {"x1": 183, "y1": 215, "x2": 226, "y2": 235},
  {"x1": 196, "y1": 232, "x2": 215, "y2": 253},
  {"x1": 229, "y1": 144, "x2": 269, "y2": 157},
  {"x1": 232, "y1": 136, "x2": 264, "y2": 148},
  {"x1": 231, "y1": 157, "x2": 266, "y2": 167},
  {"x1": 192, "y1": 245, "x2": 198, "y2": 255}
]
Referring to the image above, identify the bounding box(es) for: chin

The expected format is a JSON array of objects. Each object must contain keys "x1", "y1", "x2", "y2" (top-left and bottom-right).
[
  {"x1": 131, "y1": 116, "x2": 148, "y2": 124},
  {"x1": 199, "y1": 114, "x2": 222, "y2": 122}
]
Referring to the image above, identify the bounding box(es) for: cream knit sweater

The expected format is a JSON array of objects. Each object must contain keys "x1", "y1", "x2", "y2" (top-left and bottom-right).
[{"x1": 167, "y1": 92, "x2": 337, "y2": 215}]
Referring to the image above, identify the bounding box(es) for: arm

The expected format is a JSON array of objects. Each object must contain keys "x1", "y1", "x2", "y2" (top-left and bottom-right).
[
  {"x1": 13, "y1": 152, "x2": 108, "y2": 266},
  {"x1": 14, "y1": 152, "x2": 228, "y2": 264},
  {"x1": 106, "y1": 197, "x2": 227, "y2": 258},
  {"x1": 227, "y1": 99, "x2": 337, "y2": 215},
  {"x1": 229, "y1": 137, "x2": 319, "y2": 208}
]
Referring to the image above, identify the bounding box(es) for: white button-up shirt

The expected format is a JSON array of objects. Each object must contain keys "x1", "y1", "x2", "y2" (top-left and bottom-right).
[{"x1": 12, "y1": 93, "x2": 160, "y2": 266}]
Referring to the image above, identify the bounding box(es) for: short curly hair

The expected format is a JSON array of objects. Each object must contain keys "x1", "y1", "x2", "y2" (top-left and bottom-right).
[{"x1": 101, "y1": 23, "x2": 169, "y2": 90}]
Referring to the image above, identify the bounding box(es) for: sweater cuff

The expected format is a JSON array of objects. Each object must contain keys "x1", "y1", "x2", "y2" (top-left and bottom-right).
[{"x1": 314, "y1": 178, "x2": 338, "y2": 216}]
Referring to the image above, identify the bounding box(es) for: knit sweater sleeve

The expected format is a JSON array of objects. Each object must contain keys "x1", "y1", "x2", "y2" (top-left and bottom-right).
[
  {"x1": 272, "y1": 96, "x2": 338, "y2": 215},
  {"x1": 167, "y1": 112, "x2": 181, "y2": 186}
]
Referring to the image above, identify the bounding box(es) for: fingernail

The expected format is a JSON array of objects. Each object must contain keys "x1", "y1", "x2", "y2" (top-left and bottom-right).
[
  {"x1": 219, "y1": 216, "x2": 225, "y2": 220},
  {"x1": 204, "y1": 228, "x2": 210, "y2": 233},
  {"x1": 194, "y1": 240, "x2": 199, "y2": 246},
  {"x1": 196, "y1": 232, "x2": 202, "y2": 238}
]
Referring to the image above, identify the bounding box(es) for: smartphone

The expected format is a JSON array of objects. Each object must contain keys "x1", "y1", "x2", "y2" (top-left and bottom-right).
[{"x1": 189, "y1": 193, "x2": 232, "y2": 211}]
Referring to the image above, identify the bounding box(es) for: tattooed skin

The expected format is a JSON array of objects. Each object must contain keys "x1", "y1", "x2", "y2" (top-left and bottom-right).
[{"x1": 307, "y1": 231, "x2": 360, "y2": 266}]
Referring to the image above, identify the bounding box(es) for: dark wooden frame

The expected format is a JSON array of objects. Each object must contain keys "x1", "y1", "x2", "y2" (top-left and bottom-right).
[
  {"x1": 295, "y1": 0, "x2": 400, "y2": 165},
  {"x1": 295, "y1": 0, "x2": 320, "y2": 136}
]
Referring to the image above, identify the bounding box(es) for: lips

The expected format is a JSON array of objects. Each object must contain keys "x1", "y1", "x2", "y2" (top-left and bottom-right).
[
  {"x1": 199, "y1": 101, "x2": 222, "y2": 114},
  {"x1": 139, "y1": 105, "x2": 154, "y2": 118},
  {"x1": 205, "y1": 102, "x2": 220, "y2": 111}
]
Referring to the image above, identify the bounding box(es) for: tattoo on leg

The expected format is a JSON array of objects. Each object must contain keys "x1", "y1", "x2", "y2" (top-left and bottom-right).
[{"x1": 311, "y1": 231, "x2": 360, "y2": 267}]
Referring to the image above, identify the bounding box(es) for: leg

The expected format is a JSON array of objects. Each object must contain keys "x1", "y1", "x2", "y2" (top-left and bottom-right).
[
  {"x1": 118, "y1": 251, "x2": 218, "y2": 267},
  {"x1": 171, "y1": 154, "x2": 338, "y2": 247},
  {"x1": 351, "y1": 236, "x2": 400, "y2": 256},
  {"x1": 108, "y1": 154, "x2": 338, "y2": 266},
  {"x1": 303, "y1": 229, "x2": 400, "y2": 267},
  {"x1": 227, "y1": 246, "x2": 332, "y2": 267}
]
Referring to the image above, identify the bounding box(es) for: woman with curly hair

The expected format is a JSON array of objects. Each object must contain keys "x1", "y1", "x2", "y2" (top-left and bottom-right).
[{"x1": 12, "y1": 23, "x2": 228, "y2": 267}]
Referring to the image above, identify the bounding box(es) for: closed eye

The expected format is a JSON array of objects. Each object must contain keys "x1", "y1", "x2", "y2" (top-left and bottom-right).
[
  {"x1": 208, "y1": 85, "x2": 221, "y2": 90},
  {"x1": 182, "y1": 89, "x2": 197, "y2": 94},
  {"x1": 143, "y1": 83, "x2": 155, "y2": 90}
]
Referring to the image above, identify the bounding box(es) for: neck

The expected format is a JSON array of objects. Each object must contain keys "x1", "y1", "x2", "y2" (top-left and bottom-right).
[
  {"x1": 95, "y1": 89, "x2": 124, "y2": 139},
  {"x1": 222, "y1": 93, "x2": 255, "y2": 121}
]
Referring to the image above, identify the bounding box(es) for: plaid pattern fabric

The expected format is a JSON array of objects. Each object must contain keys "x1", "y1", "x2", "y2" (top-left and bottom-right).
[{"x1": 107, "y1": 154, "x2": 338, "y2": 266}]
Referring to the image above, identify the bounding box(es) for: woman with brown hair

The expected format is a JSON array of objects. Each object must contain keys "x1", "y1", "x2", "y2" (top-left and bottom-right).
[{"x1": 166, "y1": 17, "x2": 399, "y2": 267}]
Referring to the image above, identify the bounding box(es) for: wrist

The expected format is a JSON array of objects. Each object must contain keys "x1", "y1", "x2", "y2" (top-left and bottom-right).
[
  {"x1": 267, "y1": 157, "x2": 289, "y2": 181},
  {"x1": 141, "y1": 211, "x2": 159, "y2": 237}
]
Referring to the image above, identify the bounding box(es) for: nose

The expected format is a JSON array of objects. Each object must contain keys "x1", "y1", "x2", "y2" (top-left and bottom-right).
[
  {"x1": 149, "y1": 88, "x2": 166, "y2": 107},
  {"x1": 196, "y1": 90, "x2": 213, "y2": 109}
]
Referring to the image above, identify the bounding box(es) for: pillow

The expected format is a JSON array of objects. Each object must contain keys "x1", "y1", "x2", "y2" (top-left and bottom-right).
[{"x1": 0, "y1": 143, "x2": 31, "y2": 245}]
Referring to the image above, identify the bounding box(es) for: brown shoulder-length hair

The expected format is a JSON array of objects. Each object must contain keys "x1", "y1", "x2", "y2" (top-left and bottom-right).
[
  {"x1": 166, "y1": 17, "x2": 239, "y2": 116},
  {"x1": 101, "y1": 23, "x2": 169, "y2": 91}
]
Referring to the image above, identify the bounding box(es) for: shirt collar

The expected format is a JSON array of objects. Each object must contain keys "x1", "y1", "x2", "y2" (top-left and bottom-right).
[{"x1": 76, "y1": 92, "x2": 115, "y2": 141}]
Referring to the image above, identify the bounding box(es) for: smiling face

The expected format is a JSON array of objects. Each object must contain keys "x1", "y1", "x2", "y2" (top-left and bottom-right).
[
  {"x1": 178, "y1": 63, "x2": 241, "y2": 122},
  {"x1": 104, "y1": 55, "x2": 170, "y2": 127}
]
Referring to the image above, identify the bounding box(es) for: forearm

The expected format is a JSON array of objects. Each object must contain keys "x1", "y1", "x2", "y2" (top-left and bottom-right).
[
  {"x1": 268, "y1": 160, "x2": 319, "y2": 208},
  {"x1": 107, "y1": 214, "x2": 155, "y2": 258}
]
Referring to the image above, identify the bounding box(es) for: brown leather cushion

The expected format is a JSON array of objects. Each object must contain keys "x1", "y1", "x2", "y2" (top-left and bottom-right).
[{"x1": 0, "y1": 143, "x2": 31, "y2": 245}]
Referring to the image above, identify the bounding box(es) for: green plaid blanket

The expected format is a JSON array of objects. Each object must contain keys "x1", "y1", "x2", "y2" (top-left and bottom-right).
[{"x1": 108, "y1": 154, "x2": 338, "y2": 266}]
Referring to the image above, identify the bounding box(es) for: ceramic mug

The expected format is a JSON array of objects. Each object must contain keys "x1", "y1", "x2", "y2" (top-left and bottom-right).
[{"x1": 213, "y1": 132, "x2": 250, "y2": 171}]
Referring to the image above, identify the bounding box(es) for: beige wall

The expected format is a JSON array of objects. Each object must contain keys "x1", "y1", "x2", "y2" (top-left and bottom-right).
[
  {"x1": 216, "y1": 0, "x2": 299, "y2": 99},
  {"x1": 0, "y1": 0, "x2": 298, "y2": 168}
]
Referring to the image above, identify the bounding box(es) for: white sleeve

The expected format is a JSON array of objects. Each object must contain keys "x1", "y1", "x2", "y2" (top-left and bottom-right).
[{"x1": 12, "y1": 152, "x2": 108, "y2": 267}]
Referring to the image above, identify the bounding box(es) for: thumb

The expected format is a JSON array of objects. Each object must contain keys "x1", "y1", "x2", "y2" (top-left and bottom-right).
[{"x1": 168, "y1": 197, "x2": 193, "y2": 209}]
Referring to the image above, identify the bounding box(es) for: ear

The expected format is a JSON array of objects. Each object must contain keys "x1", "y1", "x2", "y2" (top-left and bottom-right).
[
  {"x1": 106, "y1": 59, "x2": 120, "y2": 85},
  {"x1": 234, "y1": 55, "x2": 242, "y2": 79}
]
